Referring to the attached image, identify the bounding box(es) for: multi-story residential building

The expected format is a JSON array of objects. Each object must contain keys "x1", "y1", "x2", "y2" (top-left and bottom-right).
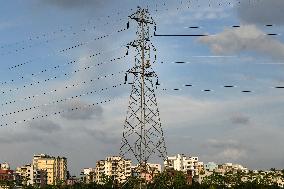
[
  {"x1": 0, "y1": 163, "x2": 10, "y2": 171},
  {"x1": 95, "y1": 156, "x2": 131, "y2": 184},
  {"x1": 146, "y1": 163, "x2": 162, "y2": 174},
  {"x1": 66, "y1": 177, "x2": 80, "y2": 186},
  {"x1": 197, "y1": 162, "x2": 204, "y2": 174},
  {"x1": 197, "y1": 162, "x2": 249, "y2": 184},
  {"x1": 217, "y1": 163, "x2": 248, "y2": 174},
  {"x1": 131, "y1": 163, "x2": 162, "y2": 182},
  {"x1": 16, "y1": 164, "x2": 34, "y2": 186},
  {"x1": 81, "y1": 168, "x2": 96, "y2": 184},
  {"x1": 0, "y1": 163, "x2": 14, "y2": 189},
  {"x1": 204, "y1": 162, "x2": 218, "y2": 172},
  {"x1": 32, "y1": 154, "x2": 67, "y2": 185},
  {"x1": 16, "y1": 164, "x2": 47, "y2": 187},
  {"x1": 164, "y1": 154, "x2": 200, "y2": 176},
  {"x1": 276, "y1": 177, "x2": 284, "y2": 188}
]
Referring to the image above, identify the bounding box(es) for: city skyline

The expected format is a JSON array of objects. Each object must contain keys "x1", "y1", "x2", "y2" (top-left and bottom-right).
[
  {"x1": 1, "y1": 0, "x2": 284, "y2": 175},
  {"x1": 1, "y1": 153, "x2": 284, "y2": 188}
]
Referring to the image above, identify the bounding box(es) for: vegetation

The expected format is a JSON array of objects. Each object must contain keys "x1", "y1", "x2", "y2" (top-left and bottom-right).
[{"x1": 2, "y1": 170, "x2": 283, "y2": 189}]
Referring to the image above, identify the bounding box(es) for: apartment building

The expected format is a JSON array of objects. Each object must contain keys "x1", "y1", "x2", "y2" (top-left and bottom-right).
[
  {"x1": 217, "y1": 163, "x2": 248, "y2": 174},
  {"x1": 0, "y1": 163, "x2": 10, "y2": 171},
  {"x1": 16, "y1": 164, "x2": 47, "y2": 187},
  {"x1": 16, "y1": 164, "x2": 34, "y2": 186},
  {"x1": 0, "y1": 163, "x2": 14, "y2": 189},
  {"x1": 32, "y1": 154, "x2": 67, "y2": 185},
  {"x1": 131, "y1": 163, "x2": 162, "y2": 182},
  {"x1": 82, "y1": 168, "x2": 96, "y2": 184},
  {"x1": 95, "y1": 156, "x2": 131, "y2": 184},
  {"x1": 204, "y1": 162, "x2": 218, "y2": 172},
  {"x1": 164, "y1": 154, "x2": 200, "y2": 176}
]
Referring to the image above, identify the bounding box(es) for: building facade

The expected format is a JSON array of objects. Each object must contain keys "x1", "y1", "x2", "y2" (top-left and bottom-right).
[
  {"x1": 0, "y1": 163, "x2": 10, "y2": 171},
  {"x1": 16, "y1": 164, "x2": 47, "y2": 187},
  {"x1": 0, "y1": 163, "x2": 14, "y2": 189},
  {"x1": 165, "y1": 154, "x2": 200, "y2": 176},
  {"x1": 216, "y1": 163, "x2": 248, "y2": 174},
  {"x1": 131, "y1": 163, "x2": 162, "y2": 182},
  {"x1": 32, "y1": 154, "x2": 67, "y2": 185},
  {"x1": 95, "y1": 156, "x2": 131, "y2": 184},
  {"x1": 81, "y1": 168, "x2": 96, "y2": 184},
  {"x1": 204, "y1": 162, "x2": 218, "y2": 172},
  {"x1": 16, "y1": 164, "x2": 34, "y2": 186}
]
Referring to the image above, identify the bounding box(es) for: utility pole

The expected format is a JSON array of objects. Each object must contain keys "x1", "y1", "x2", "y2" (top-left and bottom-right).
[{"x1": 119, "y1": 7, "x2": 168, "y2": 188}]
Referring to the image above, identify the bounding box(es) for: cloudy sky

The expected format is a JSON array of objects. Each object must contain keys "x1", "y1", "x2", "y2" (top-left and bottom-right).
[{"x1": 1, "y1": 0, "x2": 284, "y2": 175}]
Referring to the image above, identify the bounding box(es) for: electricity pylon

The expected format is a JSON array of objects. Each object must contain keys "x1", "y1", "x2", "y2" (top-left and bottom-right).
[{"x1": 119, "y1": 7, "x2": 168, "y2": 185}]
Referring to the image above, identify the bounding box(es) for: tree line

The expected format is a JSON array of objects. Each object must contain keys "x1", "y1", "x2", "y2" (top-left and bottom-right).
[{"x1": 1, "y1": 170, "x2": 283, "y2": 189}]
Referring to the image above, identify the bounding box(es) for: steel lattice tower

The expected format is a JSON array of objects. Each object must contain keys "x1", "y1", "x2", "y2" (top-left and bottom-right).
[{"x1": 119, "y1": 7, "x2": 167, "y2": 178}]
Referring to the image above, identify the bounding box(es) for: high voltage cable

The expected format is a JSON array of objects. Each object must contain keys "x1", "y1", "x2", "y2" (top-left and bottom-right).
[
  {"x1": 1, "y1": 70, "x2": 125, "y2": 107},
  {"x1": 152, "y1": 0, "x2": 274, "y2": 30},
  {"x1": 7, "y1": 23, "x2": 129, "y2": 71},
  {"x1": 0, "y1": 27, "x2": 92, "y2": 56},
  {"x1": 59, "y1": 24, "x2": 130, "y2": 53},
  {"x1": 0, "y1": 54, "x2": 127, "y2": 95},
  {"x1": 1, "y1": 82, "x2": 124, "y2": 118},
  {"x1": 183, "y1": 24, "x2": 276, "y2": 29},
  {"x1": 0, "y1": 0, "x2": 268, "y2": 128},
  {"x1": 0, "y1": 99, "x2": 114, "y2": 127},
  {"x1": 150, "y1": 1, "x2": 276, "y2": 38},
  {"x1": 0, "y1": 46, "x2": 128, "y2": 86},
  {"x1": 150, "y1": 0, "x2": 241, "y2": 14},
  {"x1": 161, "y1": 83, "x2": 284, "y2": 93},
  {"x1": 169, "y1": 60, "x2": 284, "y2": 64},
  {"x1": 1, "y1": 0, "x2": 221, "y2": 56},
  {"x1": 154, "y1": 29, "x2": 279, "y2": 37},
  {"x1": 151, "y1": 0, "x2": 262, "y2": 23},
  {"x1": 0, "y1": 9, "x2": 131, "y2": 54}
]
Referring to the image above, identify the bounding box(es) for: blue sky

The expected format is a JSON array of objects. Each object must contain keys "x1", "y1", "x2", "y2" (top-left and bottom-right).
[{"x1": 1, "y1": 0, "x2": 284, "y2": 175}]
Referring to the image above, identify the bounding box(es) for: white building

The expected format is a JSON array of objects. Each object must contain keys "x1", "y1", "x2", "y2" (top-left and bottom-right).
[
  {"x1": 164, "y1": 154, "x2": 200, "y2": 176},
  {"x1": 16, "y1": 164, "x2": 47, "y2": 187},
  {"x1": 95, "y1": 156, "x2": 131, "y2": 184},
  {"x1": 83, "y1": 168, "x2": 96, "y2": 176},
  {"x1": 16, "y1": 164, "x2": 34, "y2": 186},
  {"x1": 0, "y1": 162, "x2": 10, "y2": 170},
  {"x1": 82, "y1": 168, "x2": 96, "y2": 183},
  {"x1": 217, "y1": 163, "x2": 248, "y2": 174}
]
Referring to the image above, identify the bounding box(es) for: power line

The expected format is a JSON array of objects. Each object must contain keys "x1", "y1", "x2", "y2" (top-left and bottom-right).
[
  {"x1": 1, "y1": 45, "x2": 127, "y2": 85},
  {"x1": 154, "y1": 32, "x2": 208, "y2": 37},
  {"x1": 1, "y1": 83, "x2": 124, "y2": 118},
  {"x1": 0, "y1": 9, "x2": 131, "y2": 55},
  {"x1": 1, "y1": 70, "x2": 125, "y2": 107},
  {"x1": 1, "y1": 52, "x2": 128, "y2": 94},
  {"x1": 0, "y1": 99, "x2": 113, "y2": 127},
  {"x1": 161, "y1": 83, "x2": 284, "y2": 93},
  {"x1": 59, "y1": 24, "x2": 130, "y2": 53},
  {"x1": 7, "y1": 24, "x2": 129, "y2": 71}
]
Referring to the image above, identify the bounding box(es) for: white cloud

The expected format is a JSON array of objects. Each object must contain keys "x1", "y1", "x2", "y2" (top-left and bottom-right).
[
  {"x1": 199, "y1": 25, "x2": 284, "y2": 59},
  {"x1": 191, "y1": 7, "x2": 229, "y2": 21},
  {"x1": 2, "y1": 0, "x2": 284, "y2": 174},
  {"x1": 0, "y1": 21, "x2": 15, "y2": 31}
]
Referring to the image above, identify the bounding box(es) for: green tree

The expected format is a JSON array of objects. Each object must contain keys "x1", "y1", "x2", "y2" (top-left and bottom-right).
[{"x1": 148, "y1": 170, "x2": 188, "y2": 189}]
